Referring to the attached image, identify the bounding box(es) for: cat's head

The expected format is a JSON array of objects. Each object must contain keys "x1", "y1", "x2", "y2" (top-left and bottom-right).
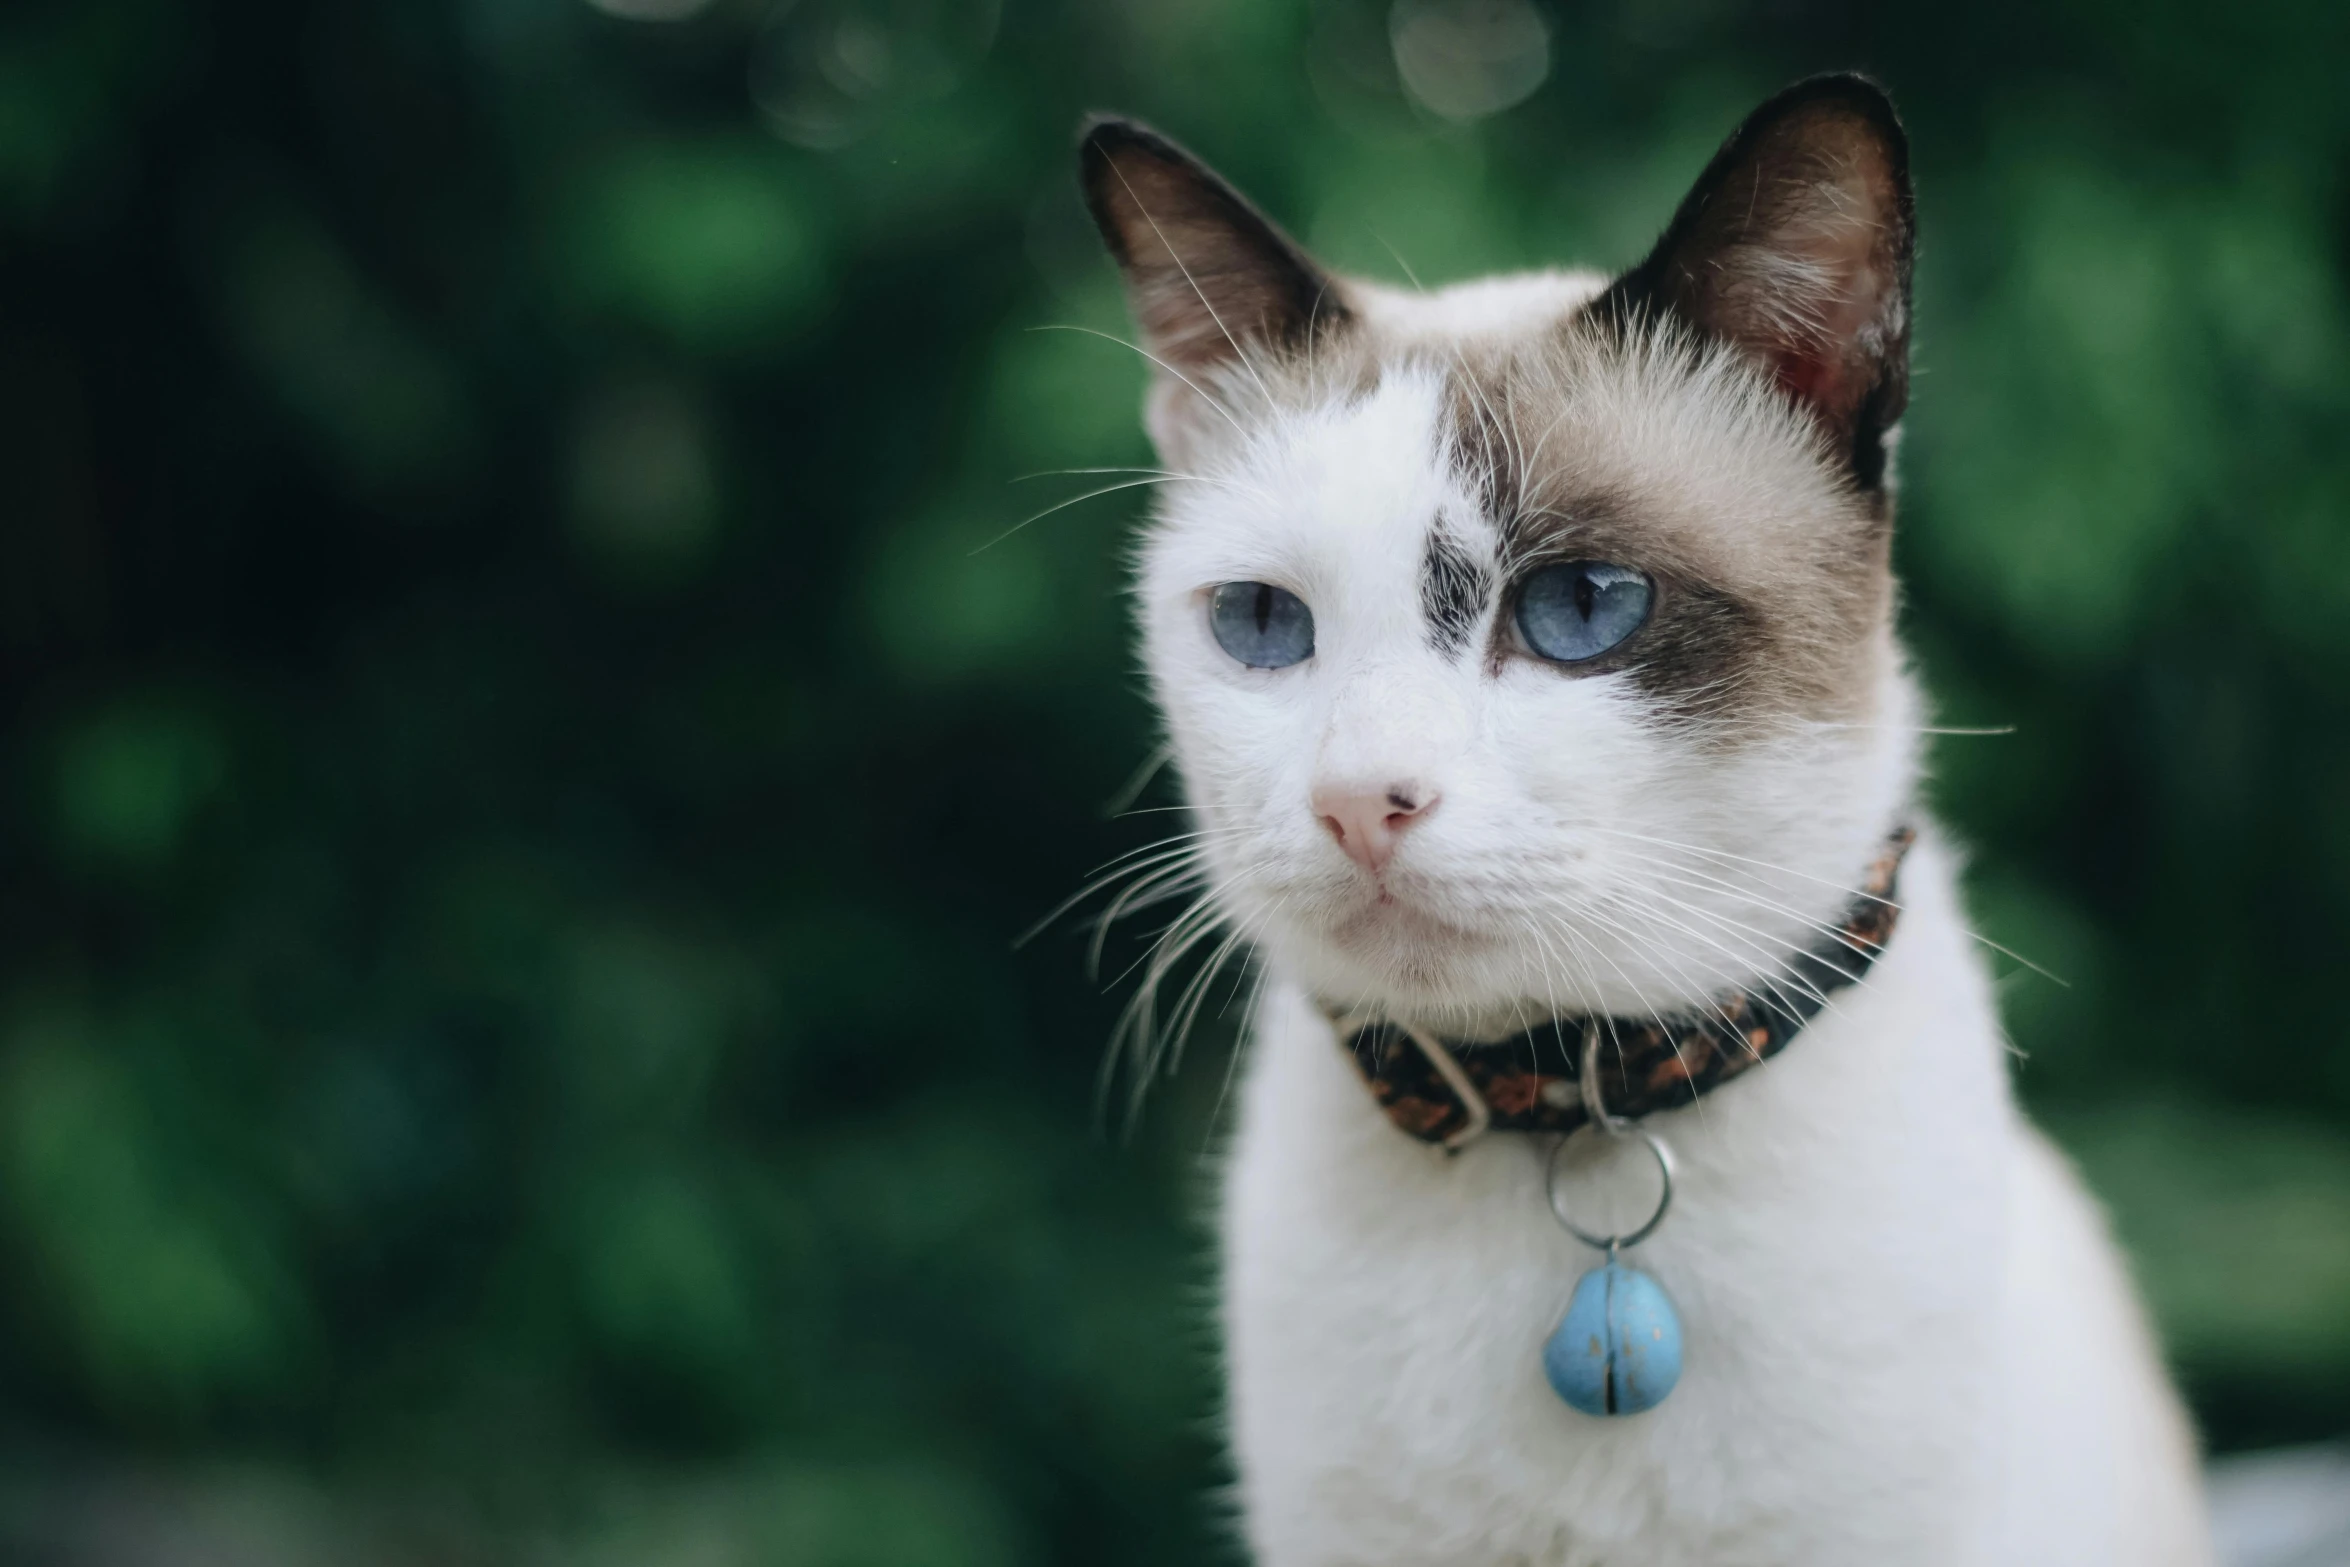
[{"x1": 1081, "y1": 76, "x2": 1919, "y2": 1031}]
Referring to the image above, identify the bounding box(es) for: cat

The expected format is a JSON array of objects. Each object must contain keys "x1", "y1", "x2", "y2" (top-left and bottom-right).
[{"x1": 1074, "y1": 75, "x2": 2213, "y2": 1566}]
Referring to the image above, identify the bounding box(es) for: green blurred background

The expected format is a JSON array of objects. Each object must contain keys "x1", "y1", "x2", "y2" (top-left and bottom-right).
[{"x1": 2, "y1": 0, "x2": 2348, "y2": 1560}]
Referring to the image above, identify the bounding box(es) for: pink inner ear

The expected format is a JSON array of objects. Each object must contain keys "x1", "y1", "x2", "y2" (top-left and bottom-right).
[
  {"x1": 1608, "y1": 81, "x2": 1911, "y2": 466},
  {"x1": 1774, "y1": 349, "x2": 1846, "y2": 414},
  {"x1": 1771, "y1": 282, "x2": 1877, "y2": 419},
  {"x1": 1753, "y1": 197, "x2": 1895, "y2": 424}
]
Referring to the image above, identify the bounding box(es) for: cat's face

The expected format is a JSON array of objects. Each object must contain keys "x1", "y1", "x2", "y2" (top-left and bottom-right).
[{"x1": 1085, "y1": 78, "x2": 1920, "y2": 1028}]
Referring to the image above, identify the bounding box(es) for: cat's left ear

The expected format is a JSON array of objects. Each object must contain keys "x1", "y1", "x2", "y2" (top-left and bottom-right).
[{"x1": 1603, "y1": 74, "x2": 1914, "y2": 488}]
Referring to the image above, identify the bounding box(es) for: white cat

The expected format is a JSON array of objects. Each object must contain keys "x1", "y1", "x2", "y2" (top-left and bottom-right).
[{"x1": 1076, "y1": 76, "x2": 2213, "y2": 1566}]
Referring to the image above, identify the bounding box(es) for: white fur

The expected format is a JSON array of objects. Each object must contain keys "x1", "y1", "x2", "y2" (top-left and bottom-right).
[{"x1": 1125, "y1": 274, "x2": 2213, "y2": 1564}]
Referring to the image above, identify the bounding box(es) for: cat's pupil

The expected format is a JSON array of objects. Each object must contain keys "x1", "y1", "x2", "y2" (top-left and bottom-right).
[
  {"x1": 1574, "y1": 572, "x2": 1596, "y2": 621},
  {"x1": 1255, "y1": 582, "x2": 1274, "y2": 635}
]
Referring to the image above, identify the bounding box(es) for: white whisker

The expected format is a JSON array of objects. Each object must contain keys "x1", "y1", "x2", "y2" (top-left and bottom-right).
[{"x1": 1026, "y1": 322, "x2": 1252, "y2": 441}]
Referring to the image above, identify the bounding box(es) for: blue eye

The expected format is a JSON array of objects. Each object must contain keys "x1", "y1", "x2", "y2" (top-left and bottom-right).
[
  {"x1": 1516, "y1": 562, "x2": 1652, "y2": 664},
  {"x1": 1210, "y1": 581, "x2": 1315, "y2": 669}
]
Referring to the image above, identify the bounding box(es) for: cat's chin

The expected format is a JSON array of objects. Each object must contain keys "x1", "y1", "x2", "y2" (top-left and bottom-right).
[
  {"x1": 1262, "y1": 878, "x2": 1738, "y2": 1025},
  {"x1": 1273, "y1": 891, "x2": 1563, "y2": 1020},
  {"x1": 1326, "y1": 897, "x2": 1483, "y2": 977}
]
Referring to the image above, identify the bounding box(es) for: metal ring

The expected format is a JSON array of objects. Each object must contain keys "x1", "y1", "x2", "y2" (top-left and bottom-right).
[{"x1": 1545, "y1": 1122, "x2": 1675, "y2": 1252}]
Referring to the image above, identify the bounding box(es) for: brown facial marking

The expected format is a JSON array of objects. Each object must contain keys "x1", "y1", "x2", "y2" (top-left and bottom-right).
[
  {"x1": 1420, "y1": 527, "x2": 1490, "y2": 656},
  {"x1": 1488, "y1": 491, "x2": 1772, "y2": 720},
  {"x1": 1441, "y1": 326, "x2": 1892, "y2": 727}
]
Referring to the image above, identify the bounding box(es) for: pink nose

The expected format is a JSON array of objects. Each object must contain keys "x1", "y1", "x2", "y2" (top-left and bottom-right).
[{"x1": 1312, "y1": 780, "x2": 1439, "y2": 873}]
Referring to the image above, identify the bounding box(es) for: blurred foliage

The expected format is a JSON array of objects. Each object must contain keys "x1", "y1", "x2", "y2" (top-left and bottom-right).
[{"x1": 1, "y1": 0, "x2": 2348, "y2": 1559}]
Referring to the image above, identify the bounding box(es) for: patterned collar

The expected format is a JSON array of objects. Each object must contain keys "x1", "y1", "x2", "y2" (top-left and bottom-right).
[{"x1": 1326, "y1": 828, "x2": 1915, "y2": 1152}]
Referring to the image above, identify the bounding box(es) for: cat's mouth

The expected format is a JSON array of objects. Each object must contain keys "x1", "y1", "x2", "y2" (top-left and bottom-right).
[
  {"x1": 1280, "y1": 859, "x2": 1616, "y2": 1005},
  {"x1": 1289, "y1": 883, "x2": 1521, "y2": 1006},
  {"x1": 1322, "y1": 876, "x2": 1488, "y2": 956}
]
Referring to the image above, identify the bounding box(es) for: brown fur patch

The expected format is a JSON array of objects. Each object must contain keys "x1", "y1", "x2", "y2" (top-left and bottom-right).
[
  {"x1": 1438, "y1": 316, "x2": 1895, "y2": 726},
  {"x1": 1420, "y1": 527, "x2": 1490, "y2": 655}
]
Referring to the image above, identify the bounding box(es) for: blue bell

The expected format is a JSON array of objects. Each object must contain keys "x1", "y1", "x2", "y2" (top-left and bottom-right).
[{"x1": 1542, "y1": 1261, "x2": 1683, "y2": 1416}]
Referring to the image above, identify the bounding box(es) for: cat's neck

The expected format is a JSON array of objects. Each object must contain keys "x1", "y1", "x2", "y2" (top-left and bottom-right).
[{"x1": 1243, "y1": 821, "x2": 1993, "y2": 1172}]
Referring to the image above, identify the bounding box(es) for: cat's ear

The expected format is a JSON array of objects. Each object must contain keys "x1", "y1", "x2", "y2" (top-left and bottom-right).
[
  {"x1": 1079, "y1": 118, "x2": 1346, "y2": 449},
  {"x1": 1603, "y1": 75, "x2": 1914, "y2": 487}
]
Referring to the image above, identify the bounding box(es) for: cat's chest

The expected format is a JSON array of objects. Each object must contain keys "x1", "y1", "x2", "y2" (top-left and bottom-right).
[{"x1": 1217, "y1": 960, "x2": 2006, "y2": 1565}]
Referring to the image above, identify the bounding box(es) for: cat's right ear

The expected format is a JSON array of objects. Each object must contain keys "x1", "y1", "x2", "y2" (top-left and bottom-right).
[
  {"x1": 1598, "y1": 75, "x2": 1914, "y2": 490},
  {"x1": 1079, "y1": 118, "x2": 1346, "y2": 452}
]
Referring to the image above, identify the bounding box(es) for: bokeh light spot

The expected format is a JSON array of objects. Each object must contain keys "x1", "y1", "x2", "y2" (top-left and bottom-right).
[
  {"x1": 582, "y1": 0, "x2": 717, "y2": 20},
  {"x1": 1390, "y1": 0, "x2": 1552, "y2": 121},
  {"x1": 751, "y1": 0, "x2": 1001, "y2": 150},
  {"x1": 567, "y1": 376, "x2": 723, "y2": 584},
  {"x1": 52, "y1": 702, "x2": 228, "y2": 868}
]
